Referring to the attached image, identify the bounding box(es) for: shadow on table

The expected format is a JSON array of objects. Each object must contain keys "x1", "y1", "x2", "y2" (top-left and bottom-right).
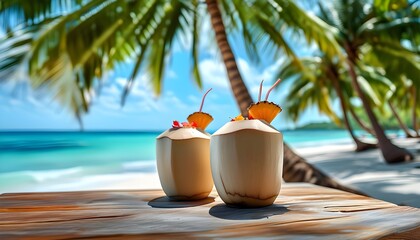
[
  {"x1": 148, "y1": 196, "x2": 215, "y2": 208},
  {"x1": 209, "y1": 203, "x2": 288, "y2": 220}
]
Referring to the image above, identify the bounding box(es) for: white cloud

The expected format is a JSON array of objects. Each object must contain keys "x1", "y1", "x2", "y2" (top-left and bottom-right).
[
  {"x1": 9, "y1": 98, "x2": 22, "y2": 106},
  {"x1": 101, "y1": 84, "x2": 120, "y2": 95},
  {"x1": 199, "y1": 56, "x2": 285, "y2": 102},
  {"x1": 246, "y1": 58, "x2": 284, "y2": 99},
  {"x1": 0, "y1": 69, "x2": 189, "y2": 126},
  {"x1": 237, "y1": 58, "x2": 256, "y2": 81},
  {"x1": 96, "y1": 74, "x2": 191, "y2": 116},
  {"x1": 0, "y1": 79, "x2": 57, "y2": 111},
  {"x1": 187, "y1": 95, "x2": 200, "y2": 104},
  {"x1": 95, "y1": 95, "x2": 121, "y2": 110},
  {"x1": 198, "y1": 58, "x2": 229, "y2": 89},
  {"x1": 167, "y1": 69, "x2": 177, "y2": 79},
  {"x1": 160, "y1": 91, "x2": 188, "y2": 111}
]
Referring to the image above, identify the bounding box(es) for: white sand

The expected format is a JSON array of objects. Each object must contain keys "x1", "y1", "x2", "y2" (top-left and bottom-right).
[{"x1": 294, "y1": 138, "x2": 420, "y2": 208}]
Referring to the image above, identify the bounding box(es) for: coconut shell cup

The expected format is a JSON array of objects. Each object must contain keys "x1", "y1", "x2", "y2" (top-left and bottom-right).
[
  {"x1": 210, "y1": 120, "x2": 283, "y2": 207},
  {"x1": 156, "y1": 128, "x2": 213, "y2": 200}
]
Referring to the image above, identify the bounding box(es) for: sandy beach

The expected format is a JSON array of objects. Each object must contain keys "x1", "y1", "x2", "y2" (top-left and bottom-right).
[{"x1": 296, "y1": 138, "x2": 420, "y2": 208}]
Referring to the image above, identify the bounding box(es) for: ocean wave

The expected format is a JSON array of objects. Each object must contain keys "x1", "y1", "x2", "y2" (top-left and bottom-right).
[
  {"x1": 0, "y1": 167, "x2": 160, "y2": 193},
  {"x1": 0, "y1": 167, "x2": 84, "y2": 183},
  {"x1": 0, "y1": 140, "x2": 87, "y2": 152},
  {"x1": 25, "y1": 172, "x2": 161, "y2": 193},
  {"x1": 0, "y1": 161, "x2": 157, "y2": 186},
  {"x1": 122, "y1": 160, "x2": 157, "y2": 173},
  {"x1": 290, "y1": 138, "x2": 353, "y2": 148}
]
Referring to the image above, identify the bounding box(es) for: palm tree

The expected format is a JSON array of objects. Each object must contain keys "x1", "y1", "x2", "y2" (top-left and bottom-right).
[
  {"x1": 348, "y1": 106, "x2": 375, "y2": 136},
  {"x1": 363, "y1": 0, "x2": 420, "y2": 138},
  {"x1": 388, "y1": 99, "x2": 415, "y2": 138},
  {"x1": 0, "y1": 0, "x2": 362, "y2": 193},
  {"x1": 318, "y1": 0, "x2": 419, "y2": 163},
  {"x1": 410, "y1": 86, "x2": 420, "y2": 137},
  {"x1": 277, "y1": 56, "x2": 377, "y2": 152},
  {"x1": 369, "y1": 72, "x2": 416, "y2": 138}
]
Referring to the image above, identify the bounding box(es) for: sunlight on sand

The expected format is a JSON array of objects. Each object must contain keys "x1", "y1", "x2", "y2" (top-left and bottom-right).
[{"x1": 295, "y1": 138, "x2": 420, "y2": 208}]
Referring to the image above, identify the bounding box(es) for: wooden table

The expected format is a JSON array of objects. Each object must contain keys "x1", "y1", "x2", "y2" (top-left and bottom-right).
[{"x1": 0, "y1": 183, "x2": 419, "y2": 239}]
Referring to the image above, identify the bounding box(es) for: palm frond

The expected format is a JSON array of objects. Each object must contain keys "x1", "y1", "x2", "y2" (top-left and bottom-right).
[
  {"x1": 363, "y1": 43, "x2": 420, "y2": 86},
  {"x1": 357, "y1": 64, "x2": 396, "y2": 108},
  {"x1": 0, "y1": 0, "x2": 83, "y2": 30},
  {"x1": 146, "y1": 1, "x2": 191, "y2": 95},
  {"x1": 121, "y1": 1, "x2": 164, "y2": 105},
  {"x1": 0, "y1": 0, "x2": 196, "y2": 116},
  {"x1": 191, "y1": 0, "x2": 202, "y2": 89},
  {"x1": 277, "y1": 56, "x2": 341, "y2": 124},
  {"x1": 228, "y1": 0, "x2": 261, "y2": 63},
  {"x1": 272, "y1": 0, "x2": 344, "y2": 61},
  {"x1": 0, "y1": 28, "x2": 33, "y2": 79},
  {"x1": 374, "y1": 0, "x2": 409, "y2": 12},
  {"x1": 359, "y1": 16, "x2": 420, "y2": 49}
]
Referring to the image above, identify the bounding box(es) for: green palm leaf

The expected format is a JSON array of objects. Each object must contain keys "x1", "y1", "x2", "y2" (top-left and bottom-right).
[{"x1": 277, "y1": 56, "x2": 341, "y2": 125}]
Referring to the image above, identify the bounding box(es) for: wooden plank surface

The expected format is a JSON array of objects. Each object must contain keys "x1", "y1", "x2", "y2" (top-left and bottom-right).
[{"x1": 0, "y1": 183, "x2": 419, "y2": 239}]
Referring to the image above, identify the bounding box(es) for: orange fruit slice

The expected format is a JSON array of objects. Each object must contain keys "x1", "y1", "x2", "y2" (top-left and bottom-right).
[
  {"x1": 187, "y1": 112, "x2": 213, "y2": 130},
  {"x1": 232, "y1": 114, "x2": 245, "y2": 121},
  {"x1": 248, "y1": 101, "x2": 282, "y2": 124}
]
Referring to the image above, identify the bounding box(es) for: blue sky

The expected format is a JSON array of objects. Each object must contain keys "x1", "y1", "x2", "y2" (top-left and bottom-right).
[{"x1": 0, "y1": 15, "x2": 331, "y2": 132}]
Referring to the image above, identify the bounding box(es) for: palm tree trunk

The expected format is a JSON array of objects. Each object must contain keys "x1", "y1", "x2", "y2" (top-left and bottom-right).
[
  {"x1": 388, "y1": 100, "x2": 415, "y2": 138},
  {"x1": 283, "y1": 144, "x2": 365, "y2": 195},
  {"x1": 348, "y1": 106, "x2": 376, "y2": 136},
  {"x1": 206, "y1": 0, "x2": 364, "y2": 195},
  {"x1": 346, "y1": 56, "x2": 413, "y2": 163},
  {"x1": 205, "y1": 0, "x2": 252, "y2": 117},
  {"x1": 411, "y1": 86, "x2": 419, "y2": 137},
  {"x1": 328, "y1": 68, "x2": 376, "y2": 152}
]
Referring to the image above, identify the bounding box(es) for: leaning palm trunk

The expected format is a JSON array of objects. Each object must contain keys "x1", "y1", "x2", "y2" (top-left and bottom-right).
[
  {"x1": 388, "y1": 100, "x2": 415, "y2": 138},
  {"x1": 328, "y1": 68, "x2": 376, "y2": 152},
  {"x1": 346, "y1": 57, "x2": 413, "y2": 163},
  {"x1": 348, "y1": 106, "x2": 376, "y2": 136},
  {"x1": 283, "y1": 145, "x2": 365, "y2": 195},
  {"x1": 205, "y1": 0, "x2": 363, "y2": 195}
]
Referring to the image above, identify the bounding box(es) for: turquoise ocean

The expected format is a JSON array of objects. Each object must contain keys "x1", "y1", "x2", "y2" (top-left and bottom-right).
[{"x1": 0, "y1": 130, "x2": 398, "y2": 193}]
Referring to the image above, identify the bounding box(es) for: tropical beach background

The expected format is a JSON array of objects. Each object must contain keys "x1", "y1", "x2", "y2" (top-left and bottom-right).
[{"x1": 0, "y1": 0, "x2": 419, "y2": 208}]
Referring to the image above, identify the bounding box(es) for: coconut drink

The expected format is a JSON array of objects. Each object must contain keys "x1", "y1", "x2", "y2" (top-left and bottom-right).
[
  {"x1": 156, "y1": 89, "x2": 214, "y2": 200},
  {"x1": 211, "y1": 80, "x2": 283, "y2": 207}
]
